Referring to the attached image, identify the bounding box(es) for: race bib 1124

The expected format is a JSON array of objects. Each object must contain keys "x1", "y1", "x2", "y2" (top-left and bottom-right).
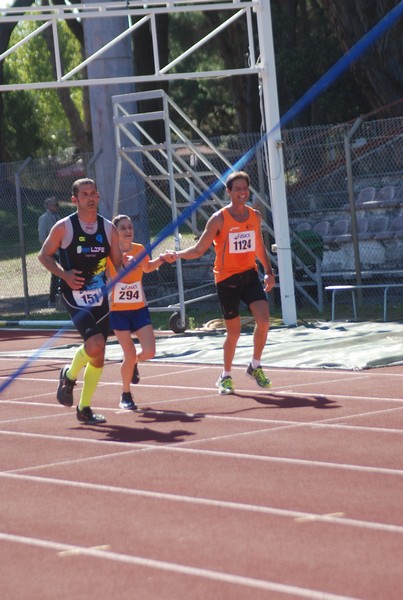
[{"x1": 228, "y1": 230, "x2": 256, "y2": 253}]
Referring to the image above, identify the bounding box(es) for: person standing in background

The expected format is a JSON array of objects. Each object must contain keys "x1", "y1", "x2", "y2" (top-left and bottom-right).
[{"x1": 38, "y1": 197, "x2": 60, "y2": 308}]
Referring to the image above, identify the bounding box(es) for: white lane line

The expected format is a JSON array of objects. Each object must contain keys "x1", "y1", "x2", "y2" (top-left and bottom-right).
[
  {"x1": 2, "y1": 375, "x2": 403, "y2": 404},
  {"x1": 1, "y1": 428, "x2": 403, "y2": 478},
  {"x1": 138, "y1": 405, "x2": 403, "y2": 432},
  {"x1": 1, "y1": 472, "x2": 402, "y2": 536},
  {"x1": 1, "y1": 399, "x2": 403, "y2": 434},
  {"x1": 10, "y1": 391, "x2": 402, "y2": 410},
  {"x1": 1, "y1": 399, "x2": 403, "y2": 436},
  {"x1": 0, "y1": 532, "x2": 359, "y2": 599},
  {"x1": 131, "y1": 387, "x2": 403, "y2": 402}
]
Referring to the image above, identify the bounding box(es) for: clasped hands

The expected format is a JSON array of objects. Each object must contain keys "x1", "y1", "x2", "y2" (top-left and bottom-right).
[{"x1": 159, "y1": 250, "x2": 178, "y2": 264}]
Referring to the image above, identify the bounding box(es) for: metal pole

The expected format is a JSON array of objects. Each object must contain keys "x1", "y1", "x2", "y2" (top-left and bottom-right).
[
  {"x1": 87, "y1": 147, "x2": 103, "y2": 180},
  {"x1": 15, "y1": 157, "x2": 32, "y2": 317},
  {"x1": 345, "y1": 117, "x2": 363, "y2": 302},
  {"x1": 162, "y1": 93, "x2": 187, "y2": 330},
  {"x1": 255, "y1": 0, "x2": 297, "y2": 325}
]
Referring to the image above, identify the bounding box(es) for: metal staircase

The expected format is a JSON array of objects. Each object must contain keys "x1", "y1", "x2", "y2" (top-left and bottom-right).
[{"x1": 112, "y1": 89, "x2": 323, "y2": 330}]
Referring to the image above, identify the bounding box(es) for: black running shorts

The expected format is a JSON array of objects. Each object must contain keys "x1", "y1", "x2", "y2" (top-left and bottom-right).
[{"x1": 216, "y1": 268, "x2": 267, "y2": 320}]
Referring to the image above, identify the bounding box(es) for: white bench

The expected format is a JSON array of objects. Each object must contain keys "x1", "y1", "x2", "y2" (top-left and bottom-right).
[{"x1": 325, "y1": 283, "x2": 403, "y2": 321}]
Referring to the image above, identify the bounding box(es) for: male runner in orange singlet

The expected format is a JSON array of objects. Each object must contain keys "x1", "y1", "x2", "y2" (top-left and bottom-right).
[{"x1": 165, "y1": 170, "x2": 275, "y2": 394}]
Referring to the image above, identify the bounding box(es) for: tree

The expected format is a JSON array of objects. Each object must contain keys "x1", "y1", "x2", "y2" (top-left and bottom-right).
[
  {"x1": 1, "y1": 0, "x2": 401, "y2": 162},
  {"x1": 271, "y1": 0, "x2": 372, "y2": 126},
  {"x1": 202, "y1": 10, "x2": 261, "y2": 133},
  {"x1": 322, "y1": 0, "x2": 403, "y2": 117},
  {"x1": 0, "y1": 0, "x2": 34, "y2": 161},
  {"x1": 167, "y1": 10, "x2": 259, "y2": 136},
  {"x1": 0, "y1": 0, "x2": 91, "y2": 160},
  {"x1": 2, "y1": 88, "x2": 42, "y2": 160},
  {"x1": 3, "y1": 17, "x2": 88, "y2": 157},
  {"x1": 42, "y1": 23, "x2": 92, "y2": 153}
]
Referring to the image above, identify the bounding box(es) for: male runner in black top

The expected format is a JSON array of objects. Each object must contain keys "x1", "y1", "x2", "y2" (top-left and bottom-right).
[{"x1": 38, "y1": 178, "x2": 122, "y2": 424}]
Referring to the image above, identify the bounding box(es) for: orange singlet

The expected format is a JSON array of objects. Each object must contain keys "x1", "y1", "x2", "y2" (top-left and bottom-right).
[
  {"x1": 107, "y1": 243, "x2": 148, "y2": 311},
  {"x1": 213, "y1": 206, "x2": 259, "y2": 283}
]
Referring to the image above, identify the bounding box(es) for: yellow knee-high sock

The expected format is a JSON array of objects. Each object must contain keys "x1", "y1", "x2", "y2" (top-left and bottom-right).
[
  {"x1": 78, "y1": 363, "x2": 103, "y2": 410},
  {"x1": 66, "y1": 345, "x2": 91, "y2": 381}
]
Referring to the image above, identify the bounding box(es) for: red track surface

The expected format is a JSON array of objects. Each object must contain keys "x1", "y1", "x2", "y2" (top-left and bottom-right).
[{"x1": 1, "y1": 329, "x2": 403, "y2": 599}]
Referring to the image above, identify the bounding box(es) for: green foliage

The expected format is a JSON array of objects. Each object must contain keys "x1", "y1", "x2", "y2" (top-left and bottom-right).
[
  {"x1": 272, "y1": 1, "x2": 369, "y2": 126},
  {"x1": 0, "y1": 209, "x2": 19, "y2": 244},
  {"x1": 0, "y1": 2, "x2": 380, "y2": 160},
  {"x1": 3, "y1": 90, "x2": 43, "y2": 160},
  {"x1": 3, "y1": 18, "x2": 83, "y2": 158},
  {"x1": 168, "y1": 12, "x2": 240, "y2": 136}
]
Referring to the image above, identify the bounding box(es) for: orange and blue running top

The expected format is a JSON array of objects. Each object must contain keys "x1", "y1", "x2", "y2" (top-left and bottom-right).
[{"x1": 107, "y1": 242, "x2": 148, "y2": 311}]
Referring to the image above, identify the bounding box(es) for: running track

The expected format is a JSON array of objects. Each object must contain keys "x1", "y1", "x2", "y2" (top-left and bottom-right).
[{"x1": 1, "y1": 329, "x2": 403, "y2": 599}]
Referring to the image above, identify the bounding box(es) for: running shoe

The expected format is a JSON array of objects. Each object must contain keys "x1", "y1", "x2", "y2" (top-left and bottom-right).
[
  {"x1": 246, "y1": 364, "x2": 272, "y2": 388},
  {"x1": 76, "y1": 406, "x2": 106, "y2": 424},
  {"x1": 131, "y1": 363, "x2": 140, "y2": 384},
  {"x1": 216, "y1": 375, "x2": 235, "y2": 395},
  {"x1": 119, "y1": 392, "x2": 137, "y2": 410},
  {"x1": 57, "y1": 365, "x2": 76, "y2": 406}
]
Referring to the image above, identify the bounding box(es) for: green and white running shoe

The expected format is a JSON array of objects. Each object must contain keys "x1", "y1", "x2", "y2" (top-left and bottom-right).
[
  {"x1": 216, "y1": 375, "x2": 235, "y2": 395},
  {"x1": 246, "y1": 364, "x2": 272, "y2": 388}
]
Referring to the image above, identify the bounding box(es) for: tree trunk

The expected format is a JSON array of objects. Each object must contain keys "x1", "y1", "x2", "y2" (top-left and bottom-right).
[
  {"x1": 42, "y1": 25, "x2": 92, "y2": 153},
  {"x1": 203, "y1": 11, "x2": 261, "y2": 133}
]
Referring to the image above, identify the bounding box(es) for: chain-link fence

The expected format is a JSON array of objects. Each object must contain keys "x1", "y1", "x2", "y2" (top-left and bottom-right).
[
  {"x1": 1, "y1": 115, "x2": 402, "y2": 325},
  {"x1": 0, "y1": 153, "x2": 99, "y2": 317},
  {"x1": 0, "y1": 155, "x2": 180, "y2": 323},
  {"x1": 285, "y1": 116, "x2": 403, "y2": 320}
]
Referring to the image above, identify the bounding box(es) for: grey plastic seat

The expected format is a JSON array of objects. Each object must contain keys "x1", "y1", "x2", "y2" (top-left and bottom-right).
[
  {"x1": 356, "y1": 217, "x2": 370, "y2": 240},
  {"x1": 373, "y1": 216, "x2": 391, "y2": 240},
  {"x1": 337, "y1": 217, "x2": 368, "y2": 243},
  {"x1": 312, "y1": 220, "x2": 330, "y2": 238},
  {"x1": 376, "y1": 185, "x2": 395, "y2": 200},
  {"x1": 376, "y1": 185, "x2": 397, "y2": 208},
  {"x1": 357, "y1": 217, "x2": 369, "y2": 236},
  {"x1": 295, "y1": 221, "x2": 311, "y2": 232},
  {"x1": 356, "y1": 186, "x2": 376, "y2": 206},
  {"x1": 394, "y1": 186, "x2": 403, "y2": 201},
  {"x1": 323, "y1": 219, "x2": 350, "y2": 243},
  {"x1": 389, "y1": 215, "x2": 403, "y2": 238}
]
